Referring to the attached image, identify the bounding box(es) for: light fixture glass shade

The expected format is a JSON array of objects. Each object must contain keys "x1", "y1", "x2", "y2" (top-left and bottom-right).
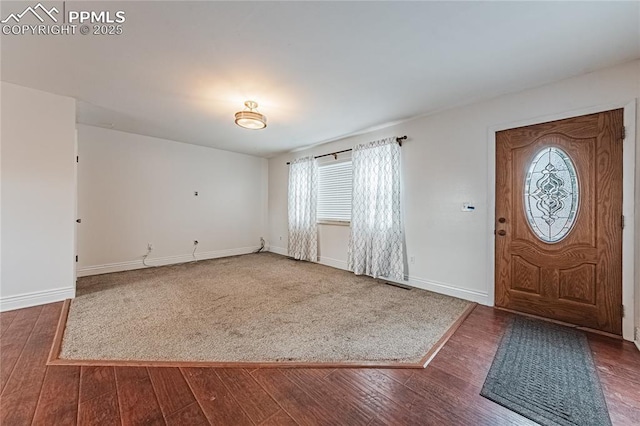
[{"x1": 235, "y1": 101, "x2": 267, "y2": 130}]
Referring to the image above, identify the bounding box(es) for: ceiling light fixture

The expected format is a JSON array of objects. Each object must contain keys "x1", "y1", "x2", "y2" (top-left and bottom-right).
[{"x1": 235, "y1": 100, "x2": 267, "y2": 130}]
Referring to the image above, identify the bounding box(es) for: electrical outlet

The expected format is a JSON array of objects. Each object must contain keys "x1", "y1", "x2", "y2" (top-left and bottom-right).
[
  {"x1": 279, "y1": 236, "x2": 283, "y2": 241},
  {"x1": 194, "y1": 191, "x2": 198, "y2": 196},
  {"x1": 147, "y1": 243, "x2": 153, "y2": 251},
  {"x1": 410, "y1": 256, "x2": 415, "y2": 264},
  {"x1": 461, "y1": 202, "x2": 475, "y2": 212},
  {"x1": 193, "y1": 240, "x2": 199, "y2": 245}
]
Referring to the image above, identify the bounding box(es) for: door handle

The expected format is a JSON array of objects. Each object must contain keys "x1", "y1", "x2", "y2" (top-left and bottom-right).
[
  {"x1": 498, "y1": 217, "x2": 506, "y2": 223},
  {"x1": 76, "y1": 219, "x2": 82, "y2": 223},
  {"x1": 497, "y1": 230, "x2": 506, "y2": 236}
]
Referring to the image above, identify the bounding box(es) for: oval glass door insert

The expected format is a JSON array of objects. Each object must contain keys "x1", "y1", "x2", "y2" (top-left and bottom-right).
[{"x1": 524, "y1": 147, "x2": 579, "y2": 243}]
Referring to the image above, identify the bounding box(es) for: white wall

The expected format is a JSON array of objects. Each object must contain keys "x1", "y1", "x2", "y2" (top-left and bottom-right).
[
  {"x1": 77, "y1": 125, "x2": 268, "y2": 275},
  {"x1": 636, "y1": 77, "x2": 640, "y2": 348},
  {"x1": 1, "y1": 82, "x2": 77, "y2": 311},
  {"x1": 268, "y1": 60, "x2": 640, "y2": 318}
]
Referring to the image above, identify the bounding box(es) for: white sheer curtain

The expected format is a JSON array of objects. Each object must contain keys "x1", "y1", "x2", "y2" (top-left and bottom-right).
[
  {"x1": 288, "y1": 156, "x2": 318, "y2": 261},
  {"x1": 348, "y1": 138, "x2": 404, "y2": 279}
]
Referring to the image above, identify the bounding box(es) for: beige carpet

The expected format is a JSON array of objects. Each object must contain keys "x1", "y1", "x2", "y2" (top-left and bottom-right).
[{"x1": 60, "y1": 253, "x2": 472, "y2": 364}]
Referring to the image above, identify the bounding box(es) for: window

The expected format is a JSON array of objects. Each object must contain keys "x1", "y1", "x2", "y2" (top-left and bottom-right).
[
  {"x1": 317, "y1": 160, "x2": 352, "y2": 223},
  {"x1": 524, "y1": 147, "x2": 579, "y2": 243}
]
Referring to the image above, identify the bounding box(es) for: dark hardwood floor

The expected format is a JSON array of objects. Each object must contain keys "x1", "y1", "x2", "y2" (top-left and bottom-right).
[{"x1": 1, "y1": 302, "x2": 639, "y2": 425}]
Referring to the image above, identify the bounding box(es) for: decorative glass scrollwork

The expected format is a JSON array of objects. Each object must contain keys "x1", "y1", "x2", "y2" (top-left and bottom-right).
[{"x1": 524, "y1": 147, "x2": 579, "y2": 243}]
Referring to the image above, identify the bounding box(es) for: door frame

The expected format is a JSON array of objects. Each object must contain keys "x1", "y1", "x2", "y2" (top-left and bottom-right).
[
  {"x1": 74, "y1": 128, "x2": 78, "y2": 294},
  {"x1": 486, "y1": 100, "x2": 637, "y2": 341}
]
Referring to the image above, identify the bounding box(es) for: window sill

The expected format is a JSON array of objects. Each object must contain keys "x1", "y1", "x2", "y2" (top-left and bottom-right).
[{"x1": 317, "y1": 220, "x2": 351, "y2": 227}]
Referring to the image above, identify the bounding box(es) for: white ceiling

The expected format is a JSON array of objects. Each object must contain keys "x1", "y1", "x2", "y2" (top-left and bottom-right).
[{"x1": 2, "y1": 1, "x2": 639, "y2": 157}]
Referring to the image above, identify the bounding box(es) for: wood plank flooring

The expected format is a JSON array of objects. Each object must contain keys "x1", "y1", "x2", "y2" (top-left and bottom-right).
[{"x1": 1, "y1": 302, "x2": 638, "y2": 425}]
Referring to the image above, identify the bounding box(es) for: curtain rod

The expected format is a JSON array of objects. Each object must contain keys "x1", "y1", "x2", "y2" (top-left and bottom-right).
[{"x1": 286, "y1": 136, "x2": 407, "y2": 165}]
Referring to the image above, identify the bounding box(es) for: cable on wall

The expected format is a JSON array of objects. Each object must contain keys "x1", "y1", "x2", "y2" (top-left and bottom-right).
[
  {"x1": 192, "y1": 241, "x2": 198, "y2": 261},
  {"x1": 142, "y1": 246, "x2": 153, "y2": 267},
  {"x1": 254, "y1": 237, "x2": 266, "y2": 253}
]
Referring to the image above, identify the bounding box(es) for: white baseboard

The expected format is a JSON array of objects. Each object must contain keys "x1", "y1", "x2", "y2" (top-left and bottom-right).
[
  {"x1": 270, "y1": 248, "x2": 489, "y2": 305},
  {"x1": 269, "y1": 249, "x2": 350, "y2": 271},
  {"x1": 401, "y1": 276, "x2": 490, "y2": 305},
  {"x1": 319, "y1": 255, "x2": 348, "y2": 270},
  {"x1": 268, "y1": 246, "x2": 288, "y2": 256},
  {"x1": 0, "y1": 286, "x2": 75, "y2": 312},
  {"x1": 319, "y1": 254, "x2": 489, "y2": 305},
  {"x1": 77, "y1": 246, "x2": 261, "y2": 277}
]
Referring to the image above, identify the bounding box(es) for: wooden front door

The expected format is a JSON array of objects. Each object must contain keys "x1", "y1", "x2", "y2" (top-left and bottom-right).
[{"x1": 495, "y1": 109, "x2": 624, "y2": 335}]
